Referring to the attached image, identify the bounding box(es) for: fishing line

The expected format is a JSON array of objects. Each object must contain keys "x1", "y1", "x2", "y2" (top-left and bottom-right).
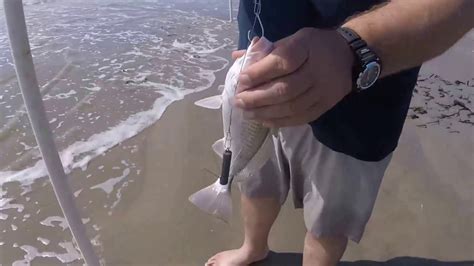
[
  {"x1": 224, "y1": 0, "x2": 264, "y2": 152},
  {"x1": 220, "y1": 0, "x2": 264, "y2": 187},
  {"x1": 188, "y1": 0, "x2": 266, "y2": 222}
]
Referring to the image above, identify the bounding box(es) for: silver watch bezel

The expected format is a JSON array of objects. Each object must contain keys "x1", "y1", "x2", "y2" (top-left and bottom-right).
[{"x1": 356, "y1": 61, "x2": 381, "y2": 90}]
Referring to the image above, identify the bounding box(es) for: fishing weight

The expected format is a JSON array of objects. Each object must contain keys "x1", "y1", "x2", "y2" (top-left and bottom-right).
[{"x1": 219, "y1": 149, "x2": 232, "y2": 185}]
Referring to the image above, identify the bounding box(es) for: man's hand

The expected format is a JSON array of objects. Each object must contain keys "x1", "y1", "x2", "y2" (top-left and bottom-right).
[{"x1": 233, "y1": 28, "x2": 354, "y2": 128}]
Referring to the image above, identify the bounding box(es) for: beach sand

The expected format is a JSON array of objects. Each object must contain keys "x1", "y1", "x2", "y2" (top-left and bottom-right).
[
  {"x1": 89, "y1": 33, "x2": 473, "y2": 264},
  {"x1": 1, "y1": 20, "x2": 472, "y2": 266},
  {"x1": 81, "y1": 34, "x2": 473, "y2": 264}
]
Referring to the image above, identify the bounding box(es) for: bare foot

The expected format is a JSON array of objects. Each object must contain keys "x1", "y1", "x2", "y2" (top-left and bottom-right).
[{"x1": 205, "y1": 246, "x2": 269, "y2": 266}]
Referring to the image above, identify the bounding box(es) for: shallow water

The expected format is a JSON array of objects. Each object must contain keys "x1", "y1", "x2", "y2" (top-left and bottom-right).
[{"x1": 0, "y1": 0, "x2": 236, "y2": 264}]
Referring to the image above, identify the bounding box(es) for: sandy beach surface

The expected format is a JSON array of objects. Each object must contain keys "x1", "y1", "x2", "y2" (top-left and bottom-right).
[
  {"x1": 1, "y1": 1, "x2": 473, "y2": 264},
  {"x1": 92, "y1": 33, "x2": 474, "y2": 266}
]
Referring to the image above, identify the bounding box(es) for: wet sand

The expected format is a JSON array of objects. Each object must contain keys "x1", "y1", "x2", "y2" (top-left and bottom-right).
[
  {"x1": 94, "y1": 35, "x2": 472, "y2": 264},
  {"x1": 1, "y1": 26, "x2": 472, "y2": 266},
  {"x1": 91, "y1": 34, "x2": 473, "y2": 265}
]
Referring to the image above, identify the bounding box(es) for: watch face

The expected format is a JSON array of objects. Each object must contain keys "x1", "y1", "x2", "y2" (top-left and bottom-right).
[{"x1": 357, "y1": 62, "x2": 381, "y2": 90}]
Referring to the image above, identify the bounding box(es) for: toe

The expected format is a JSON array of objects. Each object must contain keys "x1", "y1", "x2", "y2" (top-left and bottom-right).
[{"x1": 205, "y1": 258, "x2": 216, "y2": 266}]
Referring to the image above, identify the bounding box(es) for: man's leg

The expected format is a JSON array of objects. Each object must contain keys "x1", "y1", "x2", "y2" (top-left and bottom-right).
[
  {"x1": 274, "y1": 125, "x2": 393, "y2": 266},
  {"x1": 206, "y1": 195, "x2": 281, "y2": 266},
  {"x1": 302, "y1": 233, "x2": 348, "y2": 266}
]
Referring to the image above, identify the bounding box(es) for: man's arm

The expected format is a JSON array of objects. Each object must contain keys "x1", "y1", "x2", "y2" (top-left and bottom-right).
[
  {"x1": 344, "y1": 0, "x2": 474, "y2": 77},
  {"x1": 234, "y1": 0, "x2": 474, "y2": 127}
]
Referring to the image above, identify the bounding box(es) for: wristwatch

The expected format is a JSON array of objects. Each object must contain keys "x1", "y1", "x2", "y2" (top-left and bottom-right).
[{"x1": 336, "y1": 27, "x2": 382, "y2": 92}]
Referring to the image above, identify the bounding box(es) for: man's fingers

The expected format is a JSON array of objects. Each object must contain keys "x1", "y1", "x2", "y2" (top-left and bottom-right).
[
  {"x1": 238, "y1": 37, "x2": 308, "y2": 91},
  {"x1": 235, "y1": 62, "x2": 313, "y2": 108},
  {"x1": 232, "y1": 50, "x2": 246, "y2": 60},
  {"x1": 243, "y1": 86, "x2": 320, "y2": 120}
]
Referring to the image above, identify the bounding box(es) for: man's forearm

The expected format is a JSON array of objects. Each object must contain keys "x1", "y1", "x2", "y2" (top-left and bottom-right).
[{"x1": 343, "y1": 0, "x2": 474, "y2": 77}]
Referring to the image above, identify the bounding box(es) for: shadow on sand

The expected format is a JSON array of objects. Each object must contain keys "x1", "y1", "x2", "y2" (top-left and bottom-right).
[{"x1": 253, "y1": 252, "x2": 473, "y2": 266}]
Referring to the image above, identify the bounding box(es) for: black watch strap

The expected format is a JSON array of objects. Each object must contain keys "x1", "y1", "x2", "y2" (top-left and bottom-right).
[
  {"x1": 337, "y1": 27, "x2": 381, "y2": 91},
  {"x1": 337, "y1": 27, "x2": 365, "y2": 71}
]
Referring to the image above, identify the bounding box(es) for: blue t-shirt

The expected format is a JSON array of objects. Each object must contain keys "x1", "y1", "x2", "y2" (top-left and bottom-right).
[{"x1": 238, "y1": 0, "x2": 420, "y2": 162}]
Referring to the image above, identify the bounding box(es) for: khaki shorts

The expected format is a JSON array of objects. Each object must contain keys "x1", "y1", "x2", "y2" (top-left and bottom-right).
[{"x1": 238, "y1": 125, "x2": 392, "y2": 243}]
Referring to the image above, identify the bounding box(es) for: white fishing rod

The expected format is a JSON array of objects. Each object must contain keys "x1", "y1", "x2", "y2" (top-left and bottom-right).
[
  {"x1": 3, "y1": 0, "x2": 100, "y2": 265},
  {"x1": 228, "y1": 0, "x2": 233, "y2": 22}
]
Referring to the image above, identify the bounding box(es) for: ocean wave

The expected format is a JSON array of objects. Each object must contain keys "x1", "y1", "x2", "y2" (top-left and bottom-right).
[{"x1": 0, "y1": 0, "x2": 235, "y2": 263}]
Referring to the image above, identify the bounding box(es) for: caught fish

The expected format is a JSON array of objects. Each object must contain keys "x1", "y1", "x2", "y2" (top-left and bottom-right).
[{"x1": 189, "y1": 37, "x2": 275, "y2": 222}]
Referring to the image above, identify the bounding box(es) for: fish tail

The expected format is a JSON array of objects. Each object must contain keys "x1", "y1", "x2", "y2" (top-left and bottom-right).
[{"x1": 189, "y1": 179, "x2": 232, "y2": 223}]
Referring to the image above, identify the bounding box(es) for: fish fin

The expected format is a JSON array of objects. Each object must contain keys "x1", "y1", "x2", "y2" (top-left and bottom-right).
[
  {"x1": 194, "y1": 95, "x2": 222, "y2": 109},
  {"x1": 212, "y1": 138, "x2": 225, "y2": 157},
  {"x1": 189, "y1": 179, "x2": 232, "y2": 223},
  {"x1": 270, "y1": 128, "x2": 279, "y2": 137},
  {"x1": 237, "y1": 133, "x2": 274, "y2": 180},
  {"x1": 218, "y1": 85, "x2": 225, "y2": 93}
]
